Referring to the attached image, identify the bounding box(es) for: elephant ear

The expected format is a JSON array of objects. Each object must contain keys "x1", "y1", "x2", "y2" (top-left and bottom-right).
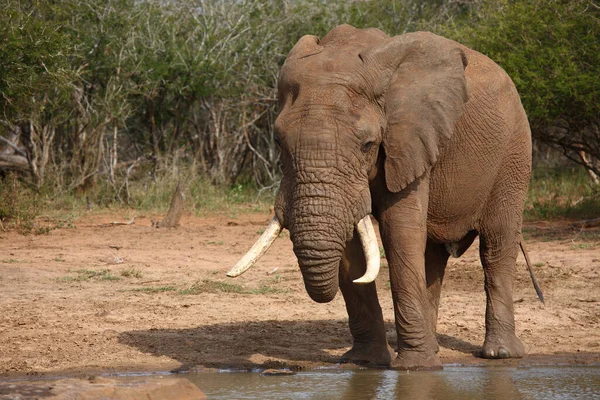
[{"x1": 362, "y1": 32, "x2": 469, "y2": 193}]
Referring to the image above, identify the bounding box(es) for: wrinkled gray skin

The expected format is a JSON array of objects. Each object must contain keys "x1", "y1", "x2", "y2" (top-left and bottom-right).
[{"x1": 273, "y1": 25, "x2": 531, "y2": 370}]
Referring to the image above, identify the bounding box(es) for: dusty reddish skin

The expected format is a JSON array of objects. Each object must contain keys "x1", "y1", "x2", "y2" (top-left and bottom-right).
[
  {"x1": 0, "y1": 212, "x2": 598, "y2": 377},
  {"x1": 273, "y1": 25, "x2": 533, "y2": 369}
]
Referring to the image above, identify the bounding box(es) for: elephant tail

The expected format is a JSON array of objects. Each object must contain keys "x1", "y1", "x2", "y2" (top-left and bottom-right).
[{"x1": 519, "y1": 234, "x2": 545, "y2": 305}]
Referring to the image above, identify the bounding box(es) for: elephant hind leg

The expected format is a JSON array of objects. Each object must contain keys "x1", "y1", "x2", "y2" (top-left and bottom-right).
[
  {"x1": 425, "y1": 240, "x2": 450, "y2": 353},
  {"x1": 339, "y1": 233, "x2": 395, "y2": 367},
  {"x1": 478, "y1": 220, "x2": 525, "y2": 359}
]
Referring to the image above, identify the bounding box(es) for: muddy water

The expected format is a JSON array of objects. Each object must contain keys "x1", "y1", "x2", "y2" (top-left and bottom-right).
[{"x1": 189, "y1": 366, "x2": 600, "y2": 400}]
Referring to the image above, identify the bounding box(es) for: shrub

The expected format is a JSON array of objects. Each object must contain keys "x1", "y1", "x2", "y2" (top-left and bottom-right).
[{"x1": 0, "y1": 173, "x2": 38, "y2": 233}]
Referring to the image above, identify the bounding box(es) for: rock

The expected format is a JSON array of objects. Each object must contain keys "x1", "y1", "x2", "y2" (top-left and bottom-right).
[
  {"x1": 260, "y1": 369, "x2": 296, "y2": 376},
  {"x1": 2, "y1": 377, "x2": 207, "y2": 400},
  {"x1": 0, "y1": 382, "x2": 54, "y2": 399}
]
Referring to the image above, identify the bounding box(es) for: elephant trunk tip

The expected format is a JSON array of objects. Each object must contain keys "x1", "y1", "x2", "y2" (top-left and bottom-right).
[
  {"x1": 306, "y1": 285, "x2": 338, "y2": 303},
  {"x1": 298, "y1": 256, "x2": 341, "y2": 304}
]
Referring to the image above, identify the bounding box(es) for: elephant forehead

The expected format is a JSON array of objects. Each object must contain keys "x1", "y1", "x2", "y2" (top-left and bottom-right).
[
  {"x1": 281, "y1": 49, "x2": 366, "y2": 88},
  {"x1": 280, "y1": 25, "x2": 387, "y2": 93},
  {"x1": 275, "y1": 107, "x2": 360, "y2": 137},
  {"x1": 275, "y1": 101, "x2": 381, "y2": 154},
  {"x1": 278, "y1": 60, "x2": 374, "y2": 127}
]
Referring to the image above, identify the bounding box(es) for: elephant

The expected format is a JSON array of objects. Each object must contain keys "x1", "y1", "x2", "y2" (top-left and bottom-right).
[{"x1": 228, "y1": 24, "x2": 542, "y2": 370}]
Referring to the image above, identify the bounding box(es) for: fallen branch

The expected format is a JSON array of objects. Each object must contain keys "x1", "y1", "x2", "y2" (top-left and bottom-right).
[
  {"x1": 569, "y1": 217, "x2": 600, "y2": 229},
  {"x1": 576, "y1": 298, "x2": 598, "y2": 303},
  {"x1": 0, "y1": 135, "x2": 27, "y2": 157},
  {"x1": 0, "y1": 153, "x2": 29, "y2": 170},
  {"x1": 98, "y1": 218, "x2": 135, "y2": 228}
]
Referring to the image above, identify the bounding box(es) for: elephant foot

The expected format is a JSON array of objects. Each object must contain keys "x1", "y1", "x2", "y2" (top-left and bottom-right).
[
  {"x1": 481, "y1": 332, "x2": 524, "y2": 359},
  {"x1": 340, "y1": 342, "x2": 395, "y2": 367},
  {"x1": 390, "y1": 350, "x2": 443, "y2": 371}
]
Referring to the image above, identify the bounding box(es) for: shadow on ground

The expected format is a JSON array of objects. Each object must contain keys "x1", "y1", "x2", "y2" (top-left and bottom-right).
[
  {"x1": 118, "y1": 320, "x2": 482, "y2": 370},
  {"x1": 437, "y1": 334, "x2": 481, "y2": 356}
]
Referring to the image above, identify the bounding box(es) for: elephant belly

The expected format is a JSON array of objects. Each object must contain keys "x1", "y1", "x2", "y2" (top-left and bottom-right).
[
  {"x1": 425, "y1": 163, "x2": 491, "y2": 244},
  {"x1": 426, "y1": 215, "x2": 479, "y2": 246},
  {"x1": 425, "y1": 135, "x2": 499, "y2": 243}
]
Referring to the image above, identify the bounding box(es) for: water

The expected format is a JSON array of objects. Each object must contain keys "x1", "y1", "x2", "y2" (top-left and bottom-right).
[{"x1": 188, "y1": 366, "x2": 600, "y2": 400}]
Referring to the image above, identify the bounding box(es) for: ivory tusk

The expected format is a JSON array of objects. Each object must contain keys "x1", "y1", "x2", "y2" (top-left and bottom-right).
[
  {"x1": 227, "y1": 216, "x2": 282, "y2": 277},
  {"x1": 353, "y1": 215, "x2": 381, "y2": 284}
]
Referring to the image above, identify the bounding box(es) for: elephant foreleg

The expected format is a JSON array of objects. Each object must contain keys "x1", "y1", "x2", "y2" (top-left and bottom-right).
[
  {"x1": 339, "y1": 233, "x2": 394, "y2": 367},
  {"x1": 425, "y1": 240, "x2": 450, "y2": 353},
  {"x1": 378, "y1": 176, "x2": 442, "y2": 370}
]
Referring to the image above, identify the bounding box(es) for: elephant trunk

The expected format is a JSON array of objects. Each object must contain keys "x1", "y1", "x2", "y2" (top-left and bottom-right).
[
  {"x1": 292, "y1": 214, "x2": 380, "y2": 302},
  {"x1": 292, "y1": 229, "x2": 344, "y2": 303},
  {"x1": 288, "y1": 187, "x2": 350, "y2": 303}
]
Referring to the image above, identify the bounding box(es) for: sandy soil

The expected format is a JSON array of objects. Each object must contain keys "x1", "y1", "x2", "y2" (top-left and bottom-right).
[{"x1": 0, "y1": 210, "x2": 599, "y2": 377}]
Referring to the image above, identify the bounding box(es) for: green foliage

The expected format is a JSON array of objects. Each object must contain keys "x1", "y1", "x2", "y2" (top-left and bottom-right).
[
  {"x1": 0, "y1": 173, "x2": 38, "y2": 233},
  {"x1": 1, "y1": 0, "x2": 491, "y2": 194},
  {"x1": 442, "y1": 0, "x2": 599, "y2": 133},
  {"x1": 183, "y1": 279, "x2": 246, "y2": 295},
  {"x1": 58, "y1": 268, "x2": 120, "y2": 282},
  {"x1": 1, "y1": 0, "x2": 598, "y2": 211},
  {"x1": 437, "y1": 0, "x2": 600, "y2": 175},
  {"x1": 30, "y1": 163, "x2": 274, "y2": 215},
  {"x1": 0, "y1": 1, "x2": 77, "y2": 121},
  {"x1": 525, "y1": 166, "x2": 600, "y2": 220},
  {"x1": 120, "y1": 267, "x2": 143, "y2": 278},
  {"x1": 130, "y1": 286, "x2": 177, "y2": 294},
  {"x1": 0, "y1": 173, "x2": 80, "y2": 234},
  {"x1": 180, "y1": 278, "x2": 287, "y2": 295},
  {"x1": 1, "y1": 258, "x2": 27, "y2": 263}
]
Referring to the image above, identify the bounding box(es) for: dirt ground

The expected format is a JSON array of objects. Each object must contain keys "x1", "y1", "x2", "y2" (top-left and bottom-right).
[{"x1": 1, "y1": 209, "x2": 599, "y2": 377}]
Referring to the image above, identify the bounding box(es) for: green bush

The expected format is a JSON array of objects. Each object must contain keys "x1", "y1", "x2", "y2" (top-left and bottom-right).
[
  {"x1": 0, "y1": 173, "x2": 38, "y2": 233},
  {"x1": 1, "y1": 0, "x2": 597, "y2": 213},
  {"x1": 525, "y1": 167, "x2": 600, "y2": 220},
  {"x1": 0, "y1": 0, "x2": 498, "y2": 194},
  {"x1": 439, "y1": 0, "x2": 600, "y2": 174}
]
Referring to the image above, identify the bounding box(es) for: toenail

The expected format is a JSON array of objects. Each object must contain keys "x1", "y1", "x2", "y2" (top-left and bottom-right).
[{"x1": 498, "y1": 348, "x2": 509, "y2": 358}]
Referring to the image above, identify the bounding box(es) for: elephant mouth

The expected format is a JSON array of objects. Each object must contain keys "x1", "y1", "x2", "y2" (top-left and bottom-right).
[{"x1": 227, "y1": 215, "x2": 380, "y2": 284}]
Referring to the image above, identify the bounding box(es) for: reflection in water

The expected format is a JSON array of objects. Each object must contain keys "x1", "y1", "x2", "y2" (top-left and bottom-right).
[{"x1": 189, "y1": 366, "x2": 600, "y2": 400}]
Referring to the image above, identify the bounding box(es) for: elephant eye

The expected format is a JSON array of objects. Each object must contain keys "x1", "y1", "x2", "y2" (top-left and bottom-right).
[{"x1": 361, "y1": 140, "x2": 375, "y2": 153}]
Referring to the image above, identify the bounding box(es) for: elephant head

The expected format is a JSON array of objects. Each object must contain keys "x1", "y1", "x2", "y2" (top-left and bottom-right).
[{"x1": 228, "y1": 25, "x2": 468, "y2": 303}]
